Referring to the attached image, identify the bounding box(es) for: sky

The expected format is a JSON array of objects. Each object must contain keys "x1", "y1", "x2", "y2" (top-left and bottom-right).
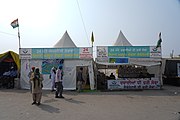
[{"x1": 0, "y1": 0, "x2": 180, "y2": 58}]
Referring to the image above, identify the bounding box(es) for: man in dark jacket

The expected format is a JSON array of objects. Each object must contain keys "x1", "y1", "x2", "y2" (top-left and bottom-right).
[{"x1": 77, "y1": 67, "x2": 84, "y2": 92}]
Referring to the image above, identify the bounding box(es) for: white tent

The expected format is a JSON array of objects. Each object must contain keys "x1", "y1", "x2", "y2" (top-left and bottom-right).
[
  {"x1": 114, "y1": 30, "x2": 132, "y2": 46},
  {"x1": 54, "y1": 31, "x2": 77, "y2": 48},
  {"x1": 20, "y1": 31, "x2": 95, "y2": 90}
]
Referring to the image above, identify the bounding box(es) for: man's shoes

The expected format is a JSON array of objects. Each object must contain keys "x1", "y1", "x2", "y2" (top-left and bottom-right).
[
  {"x1": 55, "y1": 96, "x2": 64, "y2": 98},
  {"x1": 32, "y1": 101, "x2": 36, "y2": 105},
  {"x1": 51, "y1": 89, "x2": 55, "y2": 92},
  {"x1": 59, "y1": 96, "x2": 64, "y2": 98},
  {"x1": 37, "y1": 102, "x2": 41, "y2": 106}
]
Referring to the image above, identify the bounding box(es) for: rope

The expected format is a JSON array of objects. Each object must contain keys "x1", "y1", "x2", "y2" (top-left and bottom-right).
[{"x1": 76, "y1": 0, "x2": 90, "y2": 46}]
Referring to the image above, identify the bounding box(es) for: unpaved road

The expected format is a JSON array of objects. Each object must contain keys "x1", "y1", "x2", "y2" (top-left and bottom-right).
[{"x1": 0, "y1": 85, "x2": 180, "y2": 120}]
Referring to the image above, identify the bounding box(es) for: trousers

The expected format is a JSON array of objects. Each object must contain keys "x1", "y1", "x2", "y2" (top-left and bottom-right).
[
  {"x1": 55, "y1": 82, "x2": 63, "y2": 97},
  {"x1": 32, "y1": 93, "x2": 42, "y2": 103}
]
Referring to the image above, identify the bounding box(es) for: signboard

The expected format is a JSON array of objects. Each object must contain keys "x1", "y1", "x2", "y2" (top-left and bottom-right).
[
  {"x1": 108, "y1": 79, "x2": 142, "y2": 89},
  {"x1": 97, "y1": 46, "x2": 108, "y2": 57},
  {"x1": 96, "y1": 46, "x2": 162, "y2": 63},
  {"x1": 79, "y1": 47, "x2": 93, "y2": 59},
  {"x1": 107, "y1": 79, "x2": 161, "y2": 90},
  {"x1": 150, "y1": 46, "x2": 162, "y2": 58},
  {"x1": 19, "y1": 48, "x2": 32, "y2": 59},
  {"x1": 108, "y1": 46, "x2": 150, "y2": 58},
  {"x1": 109, "y1": 58, "x2": 129, "y2": 64},
  {"x1": 20, "y1": 47, "x2": 93, "y2": 59}
]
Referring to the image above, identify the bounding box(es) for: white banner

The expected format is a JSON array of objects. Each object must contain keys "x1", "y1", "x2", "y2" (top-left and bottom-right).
[
  {"x1": 19, "y1": 48, "x2": 32, "y2": 59},
  {"x1": 150, "y1": 46, "x2": 162, "y2": 58},
  {"x1": 97, "y1": 46, "x2": 108, "y2": 58},
  {"x1": 107, "y1": 79, "x2": 161, "y2": 90},
  {"x1": 79, "y1": 47, "x2": 93, "y2": 59}
]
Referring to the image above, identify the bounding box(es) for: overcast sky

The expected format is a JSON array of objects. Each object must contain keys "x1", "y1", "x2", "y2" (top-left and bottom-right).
[{"x1": 0, "y1": 0, "x2": 180, "y2": 57}]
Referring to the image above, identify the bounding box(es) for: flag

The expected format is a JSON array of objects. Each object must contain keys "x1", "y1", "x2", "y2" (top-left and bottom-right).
[
  {"x1": 91, "y1": 32, "x2": 94, "y2": 46},
  {"x1": 11, "y1": 19, "x2": 19, "y2": 29},
  {"x1": 156, "y1": 32, "x2": 162, "y2": 48}
]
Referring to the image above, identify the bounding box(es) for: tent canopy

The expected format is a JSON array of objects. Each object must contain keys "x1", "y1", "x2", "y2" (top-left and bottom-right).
[
  {"x1": 54, "y1": 31, "x2": 77, "y2": 48},
  {"x1": 114, "y1": 30, "x2": 132, "y2": 46},
  {"x1": 0, "y1": 51, "x2": 20, "y2": 71}
]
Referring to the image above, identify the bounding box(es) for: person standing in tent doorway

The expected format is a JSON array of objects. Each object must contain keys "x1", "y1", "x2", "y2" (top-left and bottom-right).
[
  {"x1": 55, "y1": 65, "x2": 64, "y2": 98},
  {"x1": 77, "y1": 67, "x2": 84, "y2": 92},
  {"x1": 30, "y1": 67, "x2": 44, "y2": 106},
  {"x1": 109, "y1": 73, "x2": 115, "y2": 79},
  {"x1": 50, "y1": 67, "x2": 56, "y2": 92},
  {"x1": 28, "y1": 66, "x2": 35, "y2": 93}
]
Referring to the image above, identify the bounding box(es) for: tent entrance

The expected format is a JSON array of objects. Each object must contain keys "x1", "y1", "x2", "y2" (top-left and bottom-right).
[{"x1": 76, "y1": 66, "x2": 90, "y2": 90}]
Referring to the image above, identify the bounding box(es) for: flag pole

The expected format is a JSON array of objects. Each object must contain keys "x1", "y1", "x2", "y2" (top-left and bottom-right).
[
  {"x1": 10, "y1": 18, "x2": 21, "y2": 88},
  {"x1": 17, "y1": 20, "x2": 21, "y2": 82},
  {"x1": 17, "y1": 21, "x2": 21, "y2": 49},
  {"x1": 10, "y1": 18, "x2": 21, "y2": 51}
]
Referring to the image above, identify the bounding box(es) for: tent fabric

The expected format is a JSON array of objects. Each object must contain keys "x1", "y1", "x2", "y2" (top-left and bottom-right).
[
  {"x1": 129, "y1": 58, "x2": 161, "y2": 67},
  {"x1": 54, "y1": 31, "x2": 77, "y2": 48},
  {"x1": 114, "y1": 30, "x2": 132, "y2": 46},
  {"x1": 0, "y1": 53, "x2": 9, "y2": 62},
  {"x1": 0, "y1": 51, "x2": 20, "y2": 71},
  {"x1": 20, "y1": 59, "x2": 95, "y2": 90}
]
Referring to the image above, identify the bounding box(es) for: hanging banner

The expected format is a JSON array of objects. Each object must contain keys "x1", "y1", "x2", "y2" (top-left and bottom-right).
[
  {"x1": 19, "y1": 48, "x2": 32, "y2": 59},
  {"x1": 108, "y1": 46, "x2": 150, "y2": 58},
  {"x1": 20, "y1": 47, "x2": 93, "y2": 59},
  {"x1": 107, "y1": 79, "x2": 161, "y2": 90},
  {"x1": 79, "y1": 47, "x2": 93, "y2": 59},
  {"x1": 96, "y1": 46, "x2": 108, "y2": 62},
  {"x1": 97, "y1": 46, "x2": 108, "y2": 57},
  {"x1": 42, "y1": 59, "x2": 64, "y2": 74},
  {"x1": 96, "y1": 46, "x2": 161, "y2": 63},
  {"x1": 150, "y1": 46, "x2": 162, "y2": 58}
]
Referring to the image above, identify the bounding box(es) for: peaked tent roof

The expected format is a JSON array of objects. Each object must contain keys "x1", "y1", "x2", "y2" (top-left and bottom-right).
[
  {"x1": 54, "y1": 31, "x2": 77, "y2": 48},
  {"x1": 114, "y1": 31, "x2": 132, "y2": 46}
]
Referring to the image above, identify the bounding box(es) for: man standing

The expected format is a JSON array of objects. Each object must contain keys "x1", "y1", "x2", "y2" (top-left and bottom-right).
[
  {"x1": 50, "y1": 67, "x2": 56, "y2": 92},
  {"x1": 30, "y1": 68, "x2": 43, "y2": 105},
  {"x1": 28, "y1": 67, "x2": 35, "y2": 93},
  {"x1": 55, "y1": 65, "x2": 64, "y2": 98},
  {"x1": 77, "y1": 67, "x2": 84, "y2": 92}
]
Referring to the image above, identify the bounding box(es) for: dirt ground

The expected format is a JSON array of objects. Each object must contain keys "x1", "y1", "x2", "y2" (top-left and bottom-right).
[{"x1": 0, "y1": 85, "x2": 180, "y2": 120}]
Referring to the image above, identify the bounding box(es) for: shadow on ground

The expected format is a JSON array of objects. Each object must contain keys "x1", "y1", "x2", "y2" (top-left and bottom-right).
[{"x1": 37, "y1": 103, "x2": 60, "y2": 113}]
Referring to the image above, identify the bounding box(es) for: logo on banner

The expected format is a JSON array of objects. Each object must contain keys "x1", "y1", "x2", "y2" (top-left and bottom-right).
[{"x1": 20, "y1": 48, "x2": 32, "y2": 59}]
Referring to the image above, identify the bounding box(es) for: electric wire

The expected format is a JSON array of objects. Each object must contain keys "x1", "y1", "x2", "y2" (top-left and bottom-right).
[
  {"x1": 76, "y1": 0, "x2": 90, "y2": 46},
  {"x1": 0, "y1": 30, "x2": 16, "y2": 36}
]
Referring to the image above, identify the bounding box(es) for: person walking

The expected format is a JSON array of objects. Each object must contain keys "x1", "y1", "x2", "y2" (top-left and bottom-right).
[
  {"x1": 50, "y1": 67, "x2": 56, "y2": 92},
  {"x1": 77, "y1": 67, "x2": 84, "y2": 92},
  {"x1": 55, "y1": 65, "x2": 64, "y2": 98},
  {"x1": 30, "y1": 67, "x2": 44, "y2": 105},
  {"x1": 28, "y1": 66, "x2": 35, "y2": 93}
]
